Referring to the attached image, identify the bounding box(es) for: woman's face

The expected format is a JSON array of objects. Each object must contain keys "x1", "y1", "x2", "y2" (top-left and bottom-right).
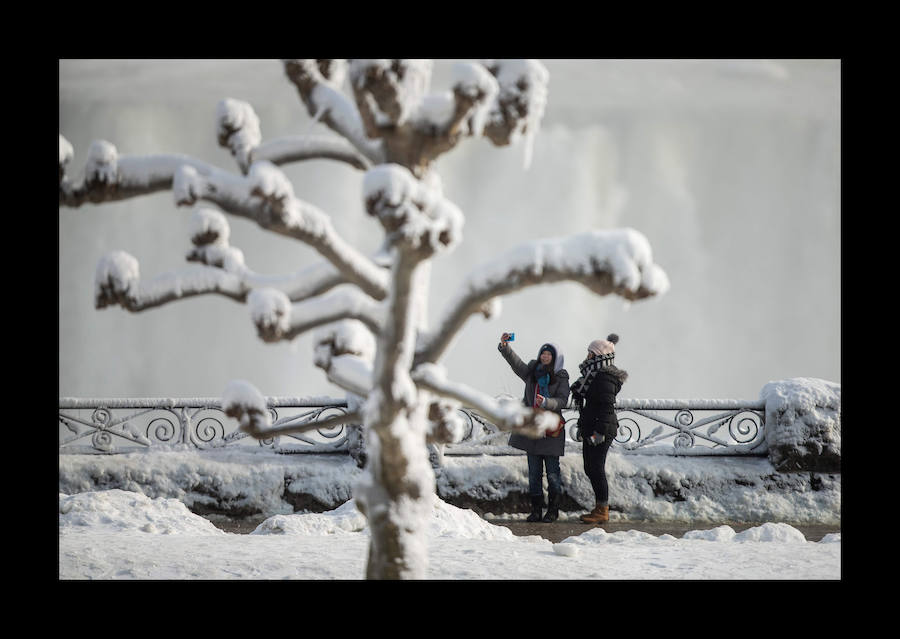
[{"x1": 540, "y1": 350, "x2": 553, "y2": 366}]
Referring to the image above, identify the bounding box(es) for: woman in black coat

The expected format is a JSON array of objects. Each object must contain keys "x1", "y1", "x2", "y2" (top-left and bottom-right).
[
  {"x1": 498, "y1": 334, "x2": 570, "y2": 523},
  {"x1": 570, "y1": 333, "x2": 628, "y2": 524}
]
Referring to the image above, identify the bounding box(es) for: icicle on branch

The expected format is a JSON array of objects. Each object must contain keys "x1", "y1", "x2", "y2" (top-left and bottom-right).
[
  {"x1": 480, "y1": 60, "x2": 550, "y2": 170},
  {"x1": 411, "y1": 364, "x2": 556, "y2": 439},
  {"x1": 347, "y1": 60, "x2": 501, "y2": 178},
  {"x1": 415, "y1": 228, "x2": 671, "y2": 365},
  {"x1": 282, "y1": 59, "x2": 385, "y2": 165}
]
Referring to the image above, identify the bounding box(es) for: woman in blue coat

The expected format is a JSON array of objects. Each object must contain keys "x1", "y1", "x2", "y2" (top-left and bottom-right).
[{"x1": 498, "y1": 333, "x2": 570, "y2": 522}]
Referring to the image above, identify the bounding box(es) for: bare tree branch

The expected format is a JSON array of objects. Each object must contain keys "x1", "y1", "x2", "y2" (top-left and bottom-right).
[
  {"x1": 347, "y1": 60, "x2": 500, "y2": 179},
  {"x1": 424, "y1": 395, "x2": 468, "y2": 445},
  {"x1": 415, "y1": 229, "x2": 671, "y2": 365},
  {"x1": 282, "y1": 59, "x2": 385, "y2": 165},
  {"x1": 411, "y1": 363, "x2": 556, "y2": 439},
  {"x1": 241, "y1": 408, "x2": 362, "y2": 440},
  {"x1": 248, "y1": 286, "x2": 384, "y2": 343},
  {"x1": 216, "y1": 97, "x2": 372, "y2": 173},
  {"x1": 187, "y1": 206, "x2": 369, "y2": 303},
  {"x1": 480, "y1": 60, "x2": 549, "y2": 150},
  {"x1": 59, "y1": 134, "x2": 366, "y2": 209},
  {"x1": 174, "y1": 160, "x2": 390, "y2": 301},
  {"x1": 94, "y1": 251, "x2": 246, "y2": 312},
  {"x1": 253, "y1": 135, "x2": 372, "y2": 171},
  {"x1": 313, "y1": 321, "x2": 376, "y2": 398},
  {"x1": 59, "y1": 143, "x2": 219, "y2": 208}
]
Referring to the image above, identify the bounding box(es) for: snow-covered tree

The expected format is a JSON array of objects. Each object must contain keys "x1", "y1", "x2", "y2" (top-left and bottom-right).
[{"x1": 59, "y1": 59, "x2": 669, "y2": 579}]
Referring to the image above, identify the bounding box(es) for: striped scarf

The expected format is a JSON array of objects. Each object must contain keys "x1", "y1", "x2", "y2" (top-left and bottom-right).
[{"x1": 571, "y1": 354, "x2": 615, "y2": 404}]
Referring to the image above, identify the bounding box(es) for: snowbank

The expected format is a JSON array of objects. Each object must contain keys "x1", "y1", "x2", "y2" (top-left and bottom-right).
[
  {"x1": 761, "y1": 377, "x2": 841, "y2": 472},
  {"x1": 59, "y1": 444, "x2": 840, "y2": 525}
]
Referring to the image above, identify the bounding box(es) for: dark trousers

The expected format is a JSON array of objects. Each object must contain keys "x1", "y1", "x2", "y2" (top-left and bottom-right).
[
  {"x1": 582, "y1": 433, "x2": 614, "y2": 506},
  {"x1": 527, "y1": 454, "x2": 562, "y2": 498}
]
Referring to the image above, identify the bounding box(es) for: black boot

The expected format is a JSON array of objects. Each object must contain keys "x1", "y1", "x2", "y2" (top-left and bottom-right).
[
  {"x1": 526, "y1": 495, "x2": 543, "y2": 522},
  {"x1": 542, "y1": 493, "x2": 559, "y2": 523}
]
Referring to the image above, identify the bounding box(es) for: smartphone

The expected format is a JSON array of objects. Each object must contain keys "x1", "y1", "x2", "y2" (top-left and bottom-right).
[{"x1": 505, "y1": 332, "x2": 515, "y2": 341}]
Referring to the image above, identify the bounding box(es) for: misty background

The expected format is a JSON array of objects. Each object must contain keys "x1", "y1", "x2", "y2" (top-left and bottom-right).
[{"x1": 58, "y1": 59, "x2": 840, "y2": 402}]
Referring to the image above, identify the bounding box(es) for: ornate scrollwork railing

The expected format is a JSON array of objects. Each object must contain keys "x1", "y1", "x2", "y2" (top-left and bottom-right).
[
  {"x1": 60, "y1": 397, "x2": 767, "y2": 456},
  {"x1": 593, "y1": 399, "x2": 767, "y2": 455},
  {"x1": 441, "y1": 399, "x2": 767, "y2": 457},
  {"x1": 58, "y1": 397, "x2": 355, "y2": 455}
]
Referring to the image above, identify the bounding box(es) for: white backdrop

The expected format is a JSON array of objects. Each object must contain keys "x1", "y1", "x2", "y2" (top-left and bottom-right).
[{"x1": 58, "y1": 59, "x2": 840, "y2": 401}]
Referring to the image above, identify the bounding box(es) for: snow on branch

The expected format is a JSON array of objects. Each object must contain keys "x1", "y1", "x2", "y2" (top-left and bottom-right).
[
  {"x1": 349, "y1": 59, "x2": 434, "y2": 134},
  {"x1": 313, "y1": 320, "x2": 376, "y2": 397},
  {"x1": 424, "y1": 396, "x2": 468, "y2": 445},
  {"x1": 224, "y1": 374, "x2": 362, "y2": 439},
  {"x1": 181, "y1": 207, "x2": 350, "y2": 303},
  {"x1": 480, "y1": 59, "x2": 550, "y2": 169},
  {"x1": 59, "y1": 134, "x2": 73, "y2": 182},
  {"x1": 216, "y1": 99, "x2": 262, "y2": 174},
  {"x1": 282, "y1": 59, "x2": 385, "y2": 164},
  {"x1": 253, "y1": 135, "x2": 372, "y2": 171},
  {"x1": 416, "y1": 228, "x2": 670, "y2": 364},
  {"x1": 94, "y1": 251, "x2": 245, "y2": 312},
  {"x1": 363, "y1": 164, "x2": 463, "y2": 257},
  {"x1": 59, "y1": 133, "x2": 368, "y2": 210},
  {"x1": 411, "y1": 363, "x2": 555, "y2": 439},
  {"x1": 222, "y1": 380, "x2": 271, "y2": 437},
  {"x1": 216, "y1": 98, "x2": 371, "y2": 173},
  {"x1": 58, "y1": 140, "x2": 220, "y2": 207},
  {"x1": 445, "y1": 62, "x2": 499, "y2": 138},
  {"x1": 174, "y1": 161, "x2": 390, "y2": 301},
  {"x1": 248, "y1": 285, "x2": 384, "y2": 343}
]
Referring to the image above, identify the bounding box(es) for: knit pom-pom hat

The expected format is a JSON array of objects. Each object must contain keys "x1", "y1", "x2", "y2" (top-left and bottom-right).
[{"x1": 588, "y1": 333, "x2": 619, "y2": 357}]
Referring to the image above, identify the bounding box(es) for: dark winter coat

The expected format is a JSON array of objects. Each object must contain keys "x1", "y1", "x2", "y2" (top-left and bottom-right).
[
  {"x1": 498, "y1": 342, "x2": 570, "y2": 457},
  {"x1": 577, "y1": 366, "x2": 628, "y2": 441}
]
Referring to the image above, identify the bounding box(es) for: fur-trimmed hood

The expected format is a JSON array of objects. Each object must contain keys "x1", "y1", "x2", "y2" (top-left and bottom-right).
[{"x1": 601, "y1": 365, "x2": 628, "y2": 385}]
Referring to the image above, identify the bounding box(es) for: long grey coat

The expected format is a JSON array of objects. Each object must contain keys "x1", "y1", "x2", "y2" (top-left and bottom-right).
[{"x1": 498, "y1": 342, "x2": 570, "y2": 456}]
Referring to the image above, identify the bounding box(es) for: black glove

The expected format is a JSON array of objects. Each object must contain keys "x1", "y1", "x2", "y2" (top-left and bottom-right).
[{"x1": 588, "y1": 431, "x2": 605, "y2": 446}]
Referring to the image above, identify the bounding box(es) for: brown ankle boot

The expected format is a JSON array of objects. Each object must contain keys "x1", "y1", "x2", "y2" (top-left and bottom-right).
[{"x1": 579, "y1": 504, "x2": 609, "y2": 524}]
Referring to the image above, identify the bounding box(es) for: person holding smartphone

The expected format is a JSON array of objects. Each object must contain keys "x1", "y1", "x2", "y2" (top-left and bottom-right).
[{"x1": 498, "y1": 332, "x2": 570, "y2": 523}]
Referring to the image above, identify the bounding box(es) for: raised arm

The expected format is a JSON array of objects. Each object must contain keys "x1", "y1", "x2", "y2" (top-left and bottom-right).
[{"x1": 497, "y1": 336, "x2": 531, "y2": 382}]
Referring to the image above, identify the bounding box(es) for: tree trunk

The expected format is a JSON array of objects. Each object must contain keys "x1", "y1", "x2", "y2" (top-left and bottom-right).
[
  {"x1": 357, "y1": 402, "x2": 434, "y2": 579},
  {"x1": 355, "y1": 254, "x2": 434, "y2": 579}
]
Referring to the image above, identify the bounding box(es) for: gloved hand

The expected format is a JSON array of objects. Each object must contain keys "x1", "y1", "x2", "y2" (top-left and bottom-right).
[{"x1": 588, "y1": 431, "x2": 605, "y2": 446}]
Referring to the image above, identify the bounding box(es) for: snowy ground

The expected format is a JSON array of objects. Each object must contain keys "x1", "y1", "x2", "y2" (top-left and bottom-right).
[{"x1": 59, "y1": 488, "x2": 840, "y2": 580}]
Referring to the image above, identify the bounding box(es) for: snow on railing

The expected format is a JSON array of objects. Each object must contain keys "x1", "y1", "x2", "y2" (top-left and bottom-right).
[{"x1": 59, "y1": 397, "x2": 767, "y2": 457}]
